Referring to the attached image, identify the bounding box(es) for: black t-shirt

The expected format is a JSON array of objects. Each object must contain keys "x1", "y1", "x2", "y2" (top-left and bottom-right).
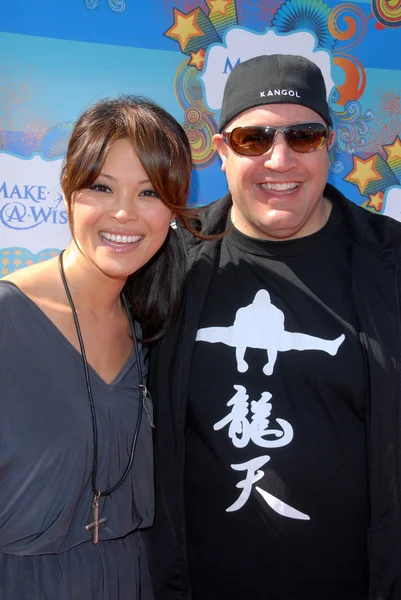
[{"x1": 185, "y1": 204, "x2": 369, "y2": 600}]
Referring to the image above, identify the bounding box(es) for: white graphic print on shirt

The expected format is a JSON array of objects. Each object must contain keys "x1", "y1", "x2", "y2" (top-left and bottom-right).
[
  {"x1": 197, "y1": 290, "x2": 345, "y2": 375},
  {"x1": 195, "y1": 290, "x2": 345, "y2": 518},
  {"x1": 213, "y1": 385, "x2": 293, "y2": 449}
]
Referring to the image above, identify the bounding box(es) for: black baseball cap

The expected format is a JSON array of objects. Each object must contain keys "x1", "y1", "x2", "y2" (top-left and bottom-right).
[{"x1": 219, "y1": 54, "x2": 332, "y2": 131}]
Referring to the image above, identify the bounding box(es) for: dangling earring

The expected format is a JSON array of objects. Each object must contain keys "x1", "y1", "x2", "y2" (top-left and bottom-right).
[{"x1": 170, "y1": 218, "x2": 177, "y2": 229}]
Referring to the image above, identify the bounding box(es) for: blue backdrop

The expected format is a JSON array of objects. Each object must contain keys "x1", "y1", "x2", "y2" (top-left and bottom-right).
[{"x1": 1, "y1": 0, "x2": 401, "y2": 273}]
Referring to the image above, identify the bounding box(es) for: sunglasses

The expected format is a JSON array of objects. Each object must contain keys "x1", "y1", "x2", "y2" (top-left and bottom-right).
[{"x1": 222, "y1": 122, "x2": 330, "y2": 156}]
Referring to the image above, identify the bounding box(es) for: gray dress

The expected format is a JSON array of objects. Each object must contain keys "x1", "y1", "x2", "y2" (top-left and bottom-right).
[{"x1": 0, "y1": 281, "x2": 154, "y2": 600}]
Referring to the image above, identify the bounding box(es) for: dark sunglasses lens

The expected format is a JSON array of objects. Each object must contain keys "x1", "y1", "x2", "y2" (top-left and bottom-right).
[
  {"x1": 230, "y1": 127, "x2": 275, "y2": 156},
  {"x1": 285, "y1": 123, "x2": 328, "y2": 153}
]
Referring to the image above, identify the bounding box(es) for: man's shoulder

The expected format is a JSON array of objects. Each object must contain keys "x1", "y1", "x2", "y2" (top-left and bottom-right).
[{"x1": 326, "y1": 183, "x2": 401, "y2": 260}]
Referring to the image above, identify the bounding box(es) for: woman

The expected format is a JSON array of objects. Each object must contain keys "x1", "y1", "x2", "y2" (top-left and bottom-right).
[{"x1": 0, "y1": 95, "x2": 193, "y2": 599}]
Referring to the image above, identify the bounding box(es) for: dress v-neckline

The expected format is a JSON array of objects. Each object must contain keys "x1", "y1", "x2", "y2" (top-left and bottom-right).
[{"x1": 0, "y1": 280, "x2": 137, "y2": 388}]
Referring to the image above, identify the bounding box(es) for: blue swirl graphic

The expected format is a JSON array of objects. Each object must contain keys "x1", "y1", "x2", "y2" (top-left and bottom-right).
[
  {"x1": 332, "y1": 100, "x2": 374, "y2": 155},
  {"x1": 83, "y1": 0, "x2": 125, "y2": 13},
  {"x1": 83, "y1": 0, "x2": 100, "y2": 9},
  {"x1": 107, "y1": 0, "x2": 126, "y2": 13},
  {"x1": 329, "y1": 156, "x2": 345, "y2": 175}
]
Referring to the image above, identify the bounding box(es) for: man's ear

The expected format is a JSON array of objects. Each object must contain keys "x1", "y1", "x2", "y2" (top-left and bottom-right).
[
  {"x1": 213, "y1": 133, "x2": 228, "y2": 173},
  {"x1": 327, "y1": 128, "x2": 336, "y2": 150}
]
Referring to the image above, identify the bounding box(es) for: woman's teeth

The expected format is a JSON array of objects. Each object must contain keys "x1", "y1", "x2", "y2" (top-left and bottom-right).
[{"x1": 101, "y1": 232, "x2": 142, "y2": 244}]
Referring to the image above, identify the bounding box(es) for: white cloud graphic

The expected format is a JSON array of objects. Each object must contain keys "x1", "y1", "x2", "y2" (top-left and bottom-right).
[
  {"x1": 382, "y1": 186, "x2": 401, "y2": 223},
  {"x1": 201, "y1": 29, "x2": 335, "y2": 113}
]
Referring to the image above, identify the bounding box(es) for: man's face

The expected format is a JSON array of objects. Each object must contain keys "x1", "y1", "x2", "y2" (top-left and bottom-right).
[{"x1": 213, "y1": 104, "x2": 334, "y2": 241}]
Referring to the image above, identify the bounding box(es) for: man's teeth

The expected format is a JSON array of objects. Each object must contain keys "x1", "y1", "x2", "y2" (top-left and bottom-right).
[
  {"x1": 101, "y1": 232, "x2": 142, "y2": 244},
  {"x1": 262, "y1": 182, "x2": 299, "y2": 191}
]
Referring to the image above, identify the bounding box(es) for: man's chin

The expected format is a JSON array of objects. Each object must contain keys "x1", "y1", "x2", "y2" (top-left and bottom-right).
[{"x1": 243, "y1": 216, "x2": 304, "y2": 241}]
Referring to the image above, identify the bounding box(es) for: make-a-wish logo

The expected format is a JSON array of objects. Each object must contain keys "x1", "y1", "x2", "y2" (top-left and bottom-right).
[
  {"x1": 0, "y1": 186, "x2": 66, "y2": 231},
  {"x1": 0, "y1": 154, "x2": 71, "y2": 253}
]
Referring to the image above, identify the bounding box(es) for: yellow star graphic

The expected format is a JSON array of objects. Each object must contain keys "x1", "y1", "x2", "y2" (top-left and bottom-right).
[
  {"x1": 346, "y1": 155, "x2": 382, "y2": 194},
  {"x1": 165, "y1": 8, "x2": 204, "y2": 51},
  {"x1": 189, "y1": 48, "x2": 206, "y2": 70},
  {"x1": 384, "y1": 137, "x2": 401, "y2": 162},
  {"x1": 207, "y1": 0, "x2": 232, "y2": 17},
  {"x1": 367, "y1": 191, "x2": 384, "y2": 212}
]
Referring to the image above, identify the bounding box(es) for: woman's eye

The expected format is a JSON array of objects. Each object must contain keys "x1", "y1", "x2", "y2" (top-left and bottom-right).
[
  {"x1": 139, "y1": 189, "x2": 159, "y2": 199},
  {"x1": 89, "y1": 183, "x2": 112, "y2": 193}
]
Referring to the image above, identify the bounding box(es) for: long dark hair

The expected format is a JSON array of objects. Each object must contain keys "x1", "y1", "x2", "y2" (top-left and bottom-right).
[{"x1": 61, "y1": 95, "x2": 196, "y2": 341}]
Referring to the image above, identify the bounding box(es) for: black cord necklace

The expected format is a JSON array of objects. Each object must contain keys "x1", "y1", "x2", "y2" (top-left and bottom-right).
[{"x1": 58, "y1": 250, "x2": 144, "y2": 544}]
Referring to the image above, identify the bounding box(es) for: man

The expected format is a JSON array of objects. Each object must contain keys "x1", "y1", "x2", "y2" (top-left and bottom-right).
[{"x1": 148, "y1": 54, "x2": 401, "y2": 600}]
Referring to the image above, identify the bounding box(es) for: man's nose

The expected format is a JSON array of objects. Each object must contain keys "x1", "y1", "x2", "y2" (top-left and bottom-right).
[{"x1": 263, "y1": 132, "x2": 297, "y2": 171}]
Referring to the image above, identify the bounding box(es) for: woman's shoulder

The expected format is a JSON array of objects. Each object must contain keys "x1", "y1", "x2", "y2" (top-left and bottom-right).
[
  {"x1": 1, "y1": 257, "x2": 58, "y2": 297},
  {"x1": 0, "y1": 258, "x2": 59, "y2": 326},
  {"x1": 0, "y1": 279, "x2": 35, "y2": 323},
  {"x1": 0, "y1": 278, "x2": 23, "y2": 303},
  {"x1": 0, "y1": 280, "x2": 29, "y2": 335}
]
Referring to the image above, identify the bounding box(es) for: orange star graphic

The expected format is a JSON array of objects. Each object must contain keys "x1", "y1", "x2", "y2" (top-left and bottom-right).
[
  {"x1": 346, "y1": 155, "x2": 382, "y2": 194},
  {"x1": 207, "y1": 0, "x2": 232, "y2": 17},
  {"x1": 14, "y1": 249, "x2": 22, "y2": 256},
  {"x1": 384, "y1": 137, "x2": 401, "y2": 162},
  {"x1": 165, "y1": 8, "x2": 204, "y2": 52},
  {"x1": 14, "y1": 258, "x2": 22, "y2": 266},
  {"x1": 189, "y1": 48, "x2": 206, "y2": 70},
  {"x1": 2, "y1": 268, "x2": 9, "y2": 276},
  {"x1": 367, "y1": 190, "x2": 384, "y2": 212}
]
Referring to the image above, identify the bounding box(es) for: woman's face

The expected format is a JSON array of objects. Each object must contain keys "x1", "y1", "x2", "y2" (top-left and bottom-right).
[{"x1": 71, "y1": 138, "x2": 173, "y2": 282}]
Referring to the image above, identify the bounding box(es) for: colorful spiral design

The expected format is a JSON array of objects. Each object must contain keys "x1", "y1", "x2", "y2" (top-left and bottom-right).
[
  {"x1": 328, "y1": 2, "x2": 368, "y2": 50},
  {"x1": 332, "y1": 53, "x2": 367, "y2": 104},
  {"x1": 174, "y1": 61, "x2": 219, "y2": 168},
  {"x1": 372, "y1": 0, "x2": 401, "y2": 28}
]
